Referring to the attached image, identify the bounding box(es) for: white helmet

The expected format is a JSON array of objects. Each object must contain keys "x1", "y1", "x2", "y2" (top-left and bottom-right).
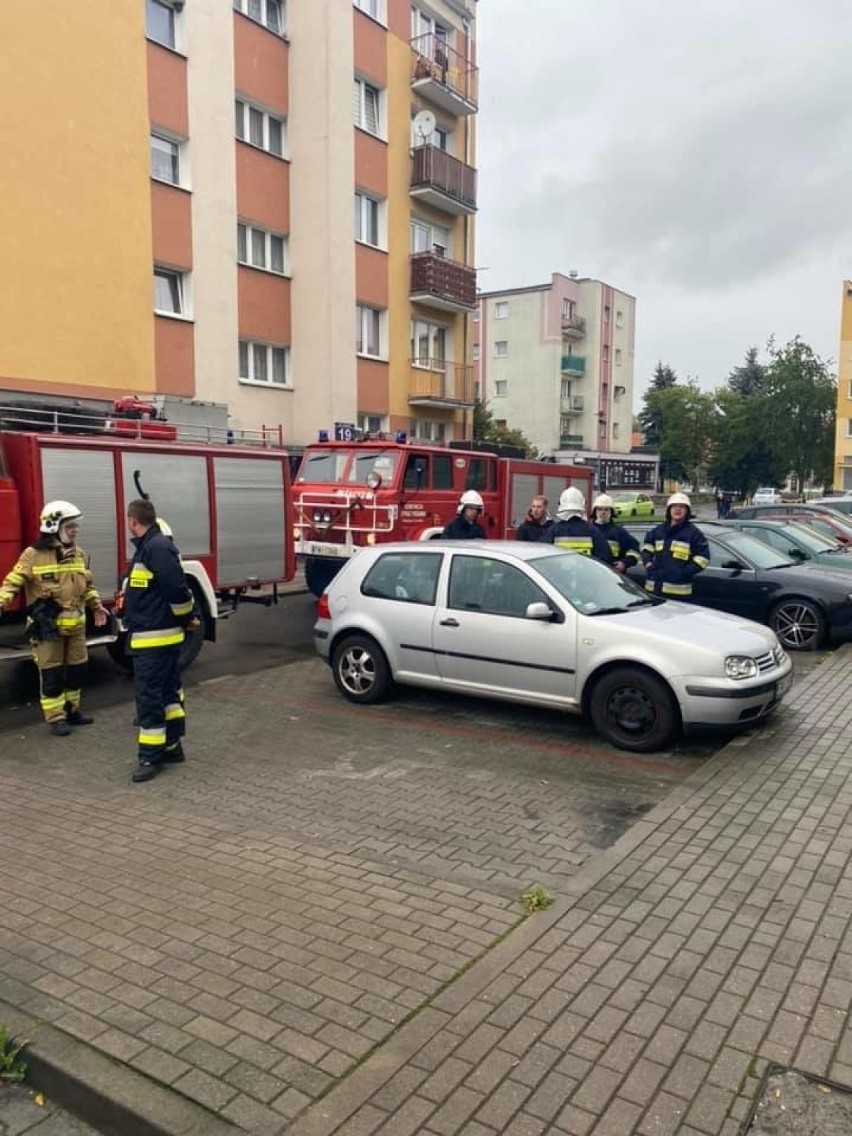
[
  {"x1": 458, "y1": 489, "x2": 484, "y2": 514},
  {"x1": 558, "y1": 487, "x2": 587, "y2": 519},
  {"x1": 667, "y1": 492, "x2": 691, "y2": 511},
  {"x1": 592, "y1": 493, "x2": 615, "y2": 517},
  {"x1": 39, "y1": 500, "x2": 83, "y2": 535}
]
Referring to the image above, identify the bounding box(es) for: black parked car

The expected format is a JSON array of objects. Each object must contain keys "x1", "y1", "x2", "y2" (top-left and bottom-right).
[{"x1": 624, "y1": 521, "x2": 852, "y2": 651}]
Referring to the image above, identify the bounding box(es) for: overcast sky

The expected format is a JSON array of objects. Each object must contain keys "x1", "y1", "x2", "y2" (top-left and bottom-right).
[{"x1": 475, "y1": 0, "x2": 852, "y2": 408}]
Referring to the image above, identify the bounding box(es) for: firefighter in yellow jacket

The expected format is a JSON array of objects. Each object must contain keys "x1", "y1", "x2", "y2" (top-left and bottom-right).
[{"x1": 0, "y1": 500, "x2": 108, "y2": 735}]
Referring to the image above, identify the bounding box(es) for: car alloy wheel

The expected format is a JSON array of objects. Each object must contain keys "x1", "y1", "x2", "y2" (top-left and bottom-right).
[
  {"x1": 769, "y1": 599, "x2": 825, "y2": 651},
  {"x1": 332, "y1": 634, "x2": 392, "y2": 704},
  {"x1": 590, "y1": 666, "x2": 678, "y2": 752}
]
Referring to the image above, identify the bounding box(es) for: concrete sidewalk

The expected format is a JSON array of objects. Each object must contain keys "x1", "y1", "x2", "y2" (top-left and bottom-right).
[{"x1": 2, "y1": 648, "x2": 851, "y2": 1134}]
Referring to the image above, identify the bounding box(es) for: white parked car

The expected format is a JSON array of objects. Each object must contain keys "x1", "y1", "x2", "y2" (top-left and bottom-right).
[
  {"x1": 752, "y1": 487, "x2": 782, "y2": 506},
  {"x1": 313, "y1": 542, "x2": 793, "y2": 753}
]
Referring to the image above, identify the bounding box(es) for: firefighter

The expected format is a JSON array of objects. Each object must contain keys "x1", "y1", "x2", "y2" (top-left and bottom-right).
[
  {"x1": 442, "y1": 490, "x2": 487, "y2": 539},
  {"x1": 641, "y1": 492, "x2": 710, "y2": 600},
  {"x1": 546, "y1": 487, "x2": 610, "y2": 562},
  {"x1": 124, "y1": 499, "x2": 197, "y2": 783},
  {"x1": 0, "y1": 500, "x2": 108, "y2": 735},
  {"x1": 590, "y1": 493, "x2": 641, "y2": 572}
]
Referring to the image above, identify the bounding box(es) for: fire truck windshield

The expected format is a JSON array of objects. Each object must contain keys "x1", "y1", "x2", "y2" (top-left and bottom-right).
[{"x1": 298, "y1": 448, "x2": 400, "y2": 486}]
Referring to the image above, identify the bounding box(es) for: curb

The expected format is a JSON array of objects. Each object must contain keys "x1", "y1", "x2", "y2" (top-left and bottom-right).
[{"x1": 0, "y1": 1000, "x2": 239, "y2": 1136}]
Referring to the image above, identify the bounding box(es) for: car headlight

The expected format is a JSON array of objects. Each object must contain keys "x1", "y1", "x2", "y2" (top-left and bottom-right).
[{"x1": 725, "y1": 655, "x2": 758, "y2": 679}]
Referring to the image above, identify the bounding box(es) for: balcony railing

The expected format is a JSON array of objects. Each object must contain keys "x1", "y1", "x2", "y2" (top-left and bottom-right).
[
  {"x1": 409, "y1": 358, "x2": 474, "y2": 407},
  {"x1": 560, "y1": 396, "x2": 584, "y2": 414},
  {"x1": 559, "y1": 434, "x2": 584, "y2": 448},
  {"x1": 411, "y1": 33, "x2": 479, "y2": 115},
  {"x1": 561, "y1": 313, "x2": 586, "y2": 339},
  {"x1": 561, "y1": 355, "x2": 586, "y2": 375},
  {"x1": 411, "y1": 145, "x2": 477, "y2": 214},
  {"x1": 410, "y1": 252, "x2": 477, "y2": 311}
]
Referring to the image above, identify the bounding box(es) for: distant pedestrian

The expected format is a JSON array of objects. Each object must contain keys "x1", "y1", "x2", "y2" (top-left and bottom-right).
[
  {"x1": 715, "y1": 489, "x2": 723, "y2": 518},
  {"x1": 546, "y1": 488, "x2": 611, "y2": 563},
  {"x1": 641, "y1": 492, "x2": 709, "y2": 600},
  {"x1": 590, "y1": 494, "x2": 641, "y2": 572},
  {"x1": 124, "y1": 500, "x2": 197, "y2": 782},
  {"x1": 0, "y1": 500, "x2": 108, "y2": 735},
  {"x1": 516, "y1": 495, "x2": 554, "y2": 542},
  {"x1": 443, "y1": 490, "x2": 487, "y2": 539}
]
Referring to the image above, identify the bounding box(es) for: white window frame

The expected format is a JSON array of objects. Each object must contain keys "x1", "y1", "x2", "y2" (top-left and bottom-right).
[
  {"x1": 411, "y1": 418, "x2": 449, "y2": 443},
  {"x1": 494, "y1": 380, "x2": 508, "y2": 397},
  {"x1": 615, "y1": 347, "x2": 622, "y2": 366},
  {"x1": 472, "y1": 345, "x2": 480, "y2": 361},
  {"x1": 494, "y1": 301, "x2": 509, "y2": 320},
  {"x1": 353, "y1": 77, "x2": 382, "y2": 138},
  {"x1": 150, "y1": 132, "x2": 187, "y2": 188},
  {"x1": 411, "y1": 318, "x2": 448, "y2": 366},
  {"x1": 410, "y1": 219, "x2": 452, "y2": 258},
  {"x1": 847, "y1": 418, "x2": 852, "y2": 439},
  {"x1": 354, "y1": 191, "x2": 386, "y2": 250},
  {"x1": 146, "y1": 0, "x2": 180, "y2": 50},
  {"x1": 233, "y1": 0, "x2": 286, "y2": 36},
  {"x1": 494, "y1": 341, "x2": 508, "y2": 358},
  {"x1": 847, "y1": 379, "x2": 852, "y2": 401},
  {"x1": 612, "y1": 422, "x2": 621, "y2": 439},
  {"x1": 235, "y1": 98, "x2": 287, "y2": 158},
  {"x1": 239, "y1": 340, "x2": 291, "y2": 388},
  {"x1": 154, "y1": 267, "x2": 190, "y2": 319},
  {"x1": 358, "y1": 413, "x2": 389, "y2": 435},
  {"x1": 616, "y1": 309, "x2": 624, "y2": 328},
  {"x1": 353, "y1": 0, "x2": 386, "y2": 24},
  {"x1": 411, "y1": 7, "x2": 451, "y2": 46},
  {"x1": 356, "y1": 304, "x2": 386, "y2": 360},
  {"x1": 237, "y1": 222, "x2": 289, "y2": 275}
]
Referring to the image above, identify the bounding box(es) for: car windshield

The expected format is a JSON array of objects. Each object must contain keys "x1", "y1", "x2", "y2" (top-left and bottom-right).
[
  {"x1": 820, "y1": 499, "x2": 852, "y2": 516},
  {"x1": 530, "y1": 552, "x2": 654, "y2": 615},
  {"x1": 298, "y1": 448, "x2": 354, "y2": 483},
  {"x1": 297, "y1": 447, "x2": 400, "y2": 486},
  {"x1": 348, "y1": 449, "x2": 399, "y2": 486},
  {"x1": 785, "y1": 522, "x2": 842, "y2": 553},
  {"x1": 612, "y1": 493, "x2": 635, "y2": 502},
  {"x1": 720, "y1": 530, "x2": 795, "y2": 569}
]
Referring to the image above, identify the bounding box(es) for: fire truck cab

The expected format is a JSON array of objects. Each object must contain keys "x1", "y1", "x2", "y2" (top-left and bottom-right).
[{"x1": 293, "y1": 439, "x2": 594, "y2": 596}]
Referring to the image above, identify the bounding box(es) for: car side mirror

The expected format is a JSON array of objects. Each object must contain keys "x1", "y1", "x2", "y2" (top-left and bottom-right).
[
  {"x1": 720, "y1": 559, "x2": 746, "y2": 574},
  {"x1": 788, "y1": 548, "x2": 806, "y2": 561},
  {"x1": 525, "y1": 601, "x2": 556, "y2": 621}
]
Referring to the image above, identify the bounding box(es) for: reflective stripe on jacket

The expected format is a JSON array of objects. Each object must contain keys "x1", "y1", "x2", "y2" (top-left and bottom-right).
[
  {"x1": 546, "y1": 518, "x2": 611, "y2": 563},
  {"x1": 124, "y1": 525, "x2": 194, "y2": 651},
  {"x1": 592, "y1": 521, "x2": 642, "y2": 565},
  {"x1": 641, "y1": 519, "x2": 710, "y2": 597},
  {"x1": 0, "y1": 542, "x2": 99, "y2": 632}
]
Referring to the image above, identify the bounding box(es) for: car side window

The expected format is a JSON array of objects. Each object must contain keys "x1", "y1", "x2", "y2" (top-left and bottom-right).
[
  {"x1": 704, "y1": 538, "x2": 726, "y2": 565},
  {"x1": 361, "y1": 552, "x2": 442, "y2": 606},
  {"x1": 448, "y1": 556, "x2": 549, "y2": 617},
  {"x1": 465, "y1": 459, "x2": 487, "y2": 491},
  {"x1": 403, "y1": 454, "x2": 428, "y2": 490},
  {"x1": 751, "y1": 528, "x2": 788, "y2": 554}
]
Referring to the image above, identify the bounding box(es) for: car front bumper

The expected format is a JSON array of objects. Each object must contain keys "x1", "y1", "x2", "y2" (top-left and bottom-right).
[{"x1": 674, "y1": 661, "x2": 793, "y2": 729}]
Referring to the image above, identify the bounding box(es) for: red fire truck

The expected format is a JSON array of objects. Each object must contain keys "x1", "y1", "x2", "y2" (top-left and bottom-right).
[
  {"x1": 293, "y1": 438, "x2": 594, "y2": 595},
  {"x1": 0, "y1": 404, "x2": 295, "y2": 670}
]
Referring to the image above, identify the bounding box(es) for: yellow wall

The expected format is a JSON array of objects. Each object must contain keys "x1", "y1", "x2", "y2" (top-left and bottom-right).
[
  {"x1": 834, "y1": 281, "x2": 852, "y2": 489},
  {"x1": 0, "y1": 4, "x2": 155, "y2": 394},
  {"x1": 386, "y1": 33, "x2": 416, "y2": 424}
]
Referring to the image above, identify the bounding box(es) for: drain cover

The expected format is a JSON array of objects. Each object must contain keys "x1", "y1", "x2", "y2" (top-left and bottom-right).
[{"x1": 746, "y1": 1067, "x2": 852, "y2": 1134}]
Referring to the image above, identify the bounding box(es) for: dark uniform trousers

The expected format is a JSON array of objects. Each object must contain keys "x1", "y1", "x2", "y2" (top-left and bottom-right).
[{"x1": 134, "y1": 647, "x2": 186, "y2": 762}]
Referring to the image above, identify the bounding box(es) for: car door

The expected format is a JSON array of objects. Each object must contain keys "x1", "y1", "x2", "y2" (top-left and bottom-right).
[
  {"x1": 431, "y1": 551, "x2": 577, "y2": 705},
  {"x1": 690, "y1": 536, "x2": 762, "y2": 619},
  {"x1": 359, "y1": 550, "x2": 444, "y2": 681}
]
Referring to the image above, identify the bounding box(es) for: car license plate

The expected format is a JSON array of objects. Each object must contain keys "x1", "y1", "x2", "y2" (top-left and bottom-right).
[
  {"x1": 299, "y1": 540, "x2": 348, "y2": 559},
  {"x1": 775, "y1": 672, "x2": 792, "y2": 698}
]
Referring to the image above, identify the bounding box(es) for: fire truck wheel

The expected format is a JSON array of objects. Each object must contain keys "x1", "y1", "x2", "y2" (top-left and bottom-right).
[
  {"x1": 107, "y1": 634, "x2": 133, "y2": 675},
  {"x1": 332, "y1": 634, "x2": 393, "y2": 704},
  {"x1": 305, "y1": 557, "x2": 345, "y2": 598},
  {"x1": 179, "y1": 586, "x2": 206, "y2": 671}
]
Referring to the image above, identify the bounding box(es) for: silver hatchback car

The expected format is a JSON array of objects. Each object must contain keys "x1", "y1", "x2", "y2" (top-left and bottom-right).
[{"x1": 313, "y1": 542, "x2": 793, "y2": 752}]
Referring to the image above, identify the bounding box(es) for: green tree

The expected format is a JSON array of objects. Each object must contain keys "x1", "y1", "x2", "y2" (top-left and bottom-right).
[
  {"x1": 638, "y1": 362, "x2": 679, "y2": 451},
  {"x1": 727, "y1": 345, "x2": 766, "y2": 397},
  {"x1": 763, "y1": 338, "x2": 835, "y2": 491},
  {"x1": 645, "y1": 382, "x2": 716, "y2": 489},
  {"x1": 472, "y1": 399, "x2": 538, "y2": 458},
  {"x1": 708, "y1": 386, "x2": 784, "y2": 497}
]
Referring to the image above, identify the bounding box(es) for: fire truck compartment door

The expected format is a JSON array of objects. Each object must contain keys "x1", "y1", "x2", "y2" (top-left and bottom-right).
[{"x1": 41, "y1": 446, "x2": 118, "y2": 598}]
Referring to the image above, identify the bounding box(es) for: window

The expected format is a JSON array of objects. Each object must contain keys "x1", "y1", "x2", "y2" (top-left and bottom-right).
[
  {"x1": 353, "y1": 78, "x2": 381, "y2": 136},
  {"x1": 494, "y1": 301, "x2": 509, "y2": 319},
  {"x1": 233, "y1": 0, "x2": 284, "y2": 34},
  {"x1": 847, "y1": 419, "x2": 852, "y2": 439},
  {"x1": 616, "y1": 309, "x2": 624, "y2": 329},
  {"x1": 615, "y1": 348, "x2": 622, "y2": 365},
  {"x1": 434, "y1": 126, "x2": 451, "y2": 151},
  {"x1": 411, "y1": 418, "x2": 449, "y2": 443},
  {"x1": 612, "y1": 422, "x2": 620, "y2": 439},
  {"x1": 472, "y1": 345, "x2": 480, "y2": 361},
  {"x1": 604, "y1": 305, "x2": 611, "y2": 323},
  {"x1": 562, "y1": 298, "x2": 575, "y2": 318},
  {"x1": 356, "y1": 304, "x2": 384, "y2": 358},
  {"x1": 235, "y1": 99, "x2": 285, "y2": 157},
  {"x1": 494, "y1": 341, "x2": 508, "y2": 358},
  {"x1": 848, "y1": 380, "x2": 852, "y2": 400},
  {"x1": 473, "y1": 309, "x2": 480, "y2": 322},
  {"x1": 353, "y1": 0, "x2": 385, "y2": 21},
  {"x1": 153, "y1": 269, "x2": 186, "y2": 316},
  {"x1": 433, "y1": 454, "x2": 453, "y2": 489},
  {"x1": 411, "y1": 319, "x2": 447, "y2": 365},
  {"x1": 361, "y1": 552, "x2": 442, "y2": 606},
  {"x1": 354, "y1": 191, "x2": 384, "y2": 248},
  {"x1": 603, "y1": 345, "x2": 609, "y2": 362},
  {"x1": 237, "y1": 223, "x2": 288, "y2": 274},
  {"x1": 150, "y1": 134, "x2": 182, "y2": 186},
  {"x1": 239, "y1": 341, "x2": 290, "y2": 386},
  {"x1": 465, "y1": 458, "x2": 494, "y2": 492},
  {"x1": 448, "y1": 556, "x2": 548, "y2": 618},
  {"x1": 359, "y1": 414, "x2": 387, "y2": 435},
  {"x1": 147, "y1": 0, "x2": 176, "y2": 48},
  {"x1": 410, "y1": 220, "x2": 450, "y2": 258},
  {"x1": 495, "y1": 380, "x2": 507, "y2": 397},
  {"x1": 561, "y1": 378, "x2": 571, "y2": 399},
  {"x1": 412, "y1": 7, "x2": 451, "y2": 45}
]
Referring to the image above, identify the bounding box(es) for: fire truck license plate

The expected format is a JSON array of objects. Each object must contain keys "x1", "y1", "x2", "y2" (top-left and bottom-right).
[{"x1": 301, "y1": 541, "x2": 348, "y2": 559}]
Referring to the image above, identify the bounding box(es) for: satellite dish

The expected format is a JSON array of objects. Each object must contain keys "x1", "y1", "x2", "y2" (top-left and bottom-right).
[{"x1": 412, "y1": 109, "x2": 436, "y2": 142}]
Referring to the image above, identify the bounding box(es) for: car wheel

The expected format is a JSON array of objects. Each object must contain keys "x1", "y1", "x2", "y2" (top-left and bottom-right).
[
  {"x1": 631, "y1": 508, "x2": 637, "y2": 517},
  {"x1": 769, "y1": 599, "x2": 826, "y2": 651},
  {"x1": 332, "y1": 634, "x2": 393, "y2": 704},
  {"x1": 590, "y1": 667, "x2": 679, "y2": 752}
]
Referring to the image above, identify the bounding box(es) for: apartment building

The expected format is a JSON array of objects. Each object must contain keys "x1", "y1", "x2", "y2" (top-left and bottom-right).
[
  {"x1": 475, "y1": 272, "x2": 637, "y2": 458},
  {"x1": 0, "y1": 0, "x2": 478, "y2": 444},
  {"x1": 834, "y1": 280, "x2": 852, "y2": 491}
]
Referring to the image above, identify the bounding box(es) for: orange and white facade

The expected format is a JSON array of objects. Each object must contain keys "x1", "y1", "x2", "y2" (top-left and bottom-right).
[{"x1": 0, "y1": 0, "x2": 478, "y2": 445}]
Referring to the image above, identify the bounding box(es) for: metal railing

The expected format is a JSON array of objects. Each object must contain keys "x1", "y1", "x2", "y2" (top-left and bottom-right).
[
  {"x1": 410, "y1": 33, "x2": 479, "y2": 110},
  {"x1": 560, "y1": 356, "x2": 586, "y2": 375},
  {"x1": 561, "y1": 313, "x2": 586, "y2": 336},
  {"x1": 409, "y1": 359, "x2": 474, "y2": 404},
  {"x1": 410, "y1": 252, "x2": 477, "y2": 309},
  {"x1": 411, "y1": 145, "x2": 477, "y2": 210}
]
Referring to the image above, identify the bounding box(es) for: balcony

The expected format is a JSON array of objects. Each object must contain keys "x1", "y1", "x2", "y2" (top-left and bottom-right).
[
  {"x1": 410, "y1": 145, "x2": 477, "y2": 215},
  {"x1": 411, "y1": 34, "x2": 478, "y2": 116},
  {"x1": 410, "y1": 252, "x2": 477, "y2": 312},
  {"x1": 560, "y1": 396, "x2": 584, "y2": 415},
  {"x1": 559, "y1": 434, "x2": 584, "y2": 448},
  {"x1": 561, "y1": 313, "x2": 586, "y2": 339},
  {"x1": 561, "y1": 355, "x2": 586, "y2": 376},
  {"x1": 409, "y1": 359, "x2": 474, "y2": 408}
]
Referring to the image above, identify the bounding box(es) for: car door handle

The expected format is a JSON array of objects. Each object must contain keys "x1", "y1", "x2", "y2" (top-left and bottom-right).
[{"x1": 440, "y1": 617, "x2": 459, "y2": 627}]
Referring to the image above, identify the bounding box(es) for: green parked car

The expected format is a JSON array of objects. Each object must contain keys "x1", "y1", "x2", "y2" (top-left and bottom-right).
[
  {"x1": 611, "y1": 491, "x2": 656, "y2": 519},
  {"x1": 723, "y1": 518, "x2": 852, "y2": 574}
]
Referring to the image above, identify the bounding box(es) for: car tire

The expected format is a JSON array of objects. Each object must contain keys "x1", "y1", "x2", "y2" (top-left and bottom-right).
[
  {"x1": 590, "y1": 666, "x2": 679, "y2": 752},
  {"x1": 631, "y1": 508, "x2": 637, "y2": 517},
  {"x1": 332, "y1": 634, "x2": 393, "y2": 704},
  {"x1": 769, "y1": 598, "x2": 826, "y2": 651}
]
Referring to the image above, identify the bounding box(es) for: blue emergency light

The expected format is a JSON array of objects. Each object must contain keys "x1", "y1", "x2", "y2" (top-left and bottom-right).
[
  {"x1": 317, "y1": 429, "x2": 329, "y2": 442},
  {"x1": 394, "y1": 430, "x2": 407, "y2": 444}
]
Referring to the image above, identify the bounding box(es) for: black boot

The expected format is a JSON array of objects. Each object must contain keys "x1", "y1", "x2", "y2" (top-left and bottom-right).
[
  {"x1": 161, "y1": 743, "x2": 185, "y2": 764},
  {"x1": 49, "y1": 720, "x2": 72, "y2": 737},
  {"x1": 67, "y1": 709, "x2": 95, "y2": 726},
  {"x1": 132, "y1": 760, "x2": 160, "y2": 783}
]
